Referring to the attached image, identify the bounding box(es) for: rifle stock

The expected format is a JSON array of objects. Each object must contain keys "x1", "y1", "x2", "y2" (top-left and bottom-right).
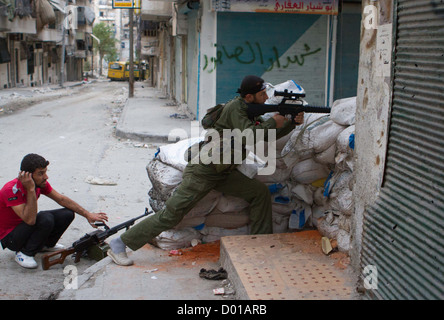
[{"x1": 42, "y1": 247, "x2": 76, "y2": 270}]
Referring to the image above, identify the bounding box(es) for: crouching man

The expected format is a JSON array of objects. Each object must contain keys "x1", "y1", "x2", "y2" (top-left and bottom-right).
[{"x1": 0, "y1": 154, "x2": 108, "y2": 269}]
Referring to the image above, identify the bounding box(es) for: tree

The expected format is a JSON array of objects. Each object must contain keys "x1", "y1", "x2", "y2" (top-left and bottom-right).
[{"x1": 92, "y1": 23, "x2": 118, "y2": 75}]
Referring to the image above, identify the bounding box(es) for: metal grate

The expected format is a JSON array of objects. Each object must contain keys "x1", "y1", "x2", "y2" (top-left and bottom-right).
[{"x1": 361, "y1": 0, "x2": 444, "y2": 299}]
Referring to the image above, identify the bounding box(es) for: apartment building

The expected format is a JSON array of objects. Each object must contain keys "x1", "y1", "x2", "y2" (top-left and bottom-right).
[{"x1": 0, "y1": 0, "x2": 95, "y2": 88}]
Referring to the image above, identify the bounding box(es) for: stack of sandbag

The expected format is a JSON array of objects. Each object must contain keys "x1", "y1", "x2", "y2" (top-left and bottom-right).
[
  {"x1": 146, "y1": 138, "x2": 253, "y2": 250},
  {"x1": 274, "y1": 95, "x2": 356, "y2": 253},
  {"x1": 318, "y1": 97, "x2": 356, "y2": 253}
]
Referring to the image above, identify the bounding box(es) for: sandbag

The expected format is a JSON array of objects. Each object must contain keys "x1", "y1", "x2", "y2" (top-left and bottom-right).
[
  {"x1": 289, "y1": 204, "x2": 312, "y2": 230},
  {"x1": 214, "y1": 194, "x2": 249, "y2": 213},
  {"x1": 336, "y1": 125, "x2": 355, "y2": 154},
  {"x1": 337, "y1": 229, "x2": 351, "y2": 253},
  {"x1": 328, "y1": 171, "x2": 354, "y2": 216},
  {"x1": 200, "y1": 225, "x2": 249, "y2": 243},
  {"x1": 146, "y1": 158, "x2": 183, "y2": 196},
  {"x1": 186, "y1": 189, "x2": 222, "y2": 217},
  {"x1": 156, "y1": 137, "x2": 203, "y2": 171},
  {"x1": 282, "y1": 114, "x2": 344, "y2": 167},
  {"x1": 205, "y1": 210, "x2": 250, "y2": 229},
  {"x1": 316, "y1": 212, "x2": 339, "y2": 239},
  {"x1": 174, "y1": 216, "x2": 206, "y2": 230},
  {"x1": 330, "y1": 97, "x2": 356, "y2": 126},
  {"x1": 314, "y1": 143, "x2": 336, "y2": 165},
  {"x1": 272, "y1": 212, "x2": 290, "y2": 234},
  {"x1": 152, "y1": 227, "x2": 202, "y2": 250},
  {"x1": 291, "y1": 158, "x2": 330, "y2": 185},
  {"x1": 291, "y1": 183, "x2": 315, "y2": 205}
]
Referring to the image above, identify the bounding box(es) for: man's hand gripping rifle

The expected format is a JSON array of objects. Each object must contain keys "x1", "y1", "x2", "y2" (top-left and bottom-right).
[
  {"x1": 246, "y1": 90, "x2": 331, "y2": 121},
  {"x1": 41, "y1": 208, "x2": 151, "y2": 270}
]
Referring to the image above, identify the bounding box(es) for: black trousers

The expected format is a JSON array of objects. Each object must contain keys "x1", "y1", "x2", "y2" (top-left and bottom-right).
[{"x1": 1, "y1": 208, "x2": 74, "y2": 256}]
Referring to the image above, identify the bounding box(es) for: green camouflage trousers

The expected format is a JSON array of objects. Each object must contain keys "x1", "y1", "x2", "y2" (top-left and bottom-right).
[{"x1": 121, "y1": 163, "x2": 272, "y2": 251}]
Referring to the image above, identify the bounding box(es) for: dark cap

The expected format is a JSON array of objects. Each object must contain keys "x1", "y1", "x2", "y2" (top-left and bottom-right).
[{"x1": 237, "y1": 75, "x2": 266, "y2": 96}]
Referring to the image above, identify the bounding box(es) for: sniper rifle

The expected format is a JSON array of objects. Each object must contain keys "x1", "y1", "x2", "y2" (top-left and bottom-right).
[
  {"x1": 41, "y1": 208, "x2": 151, "y2": 270},
  {"x1": 246, "y1": 90, "x2": 331, "y2": 121}
]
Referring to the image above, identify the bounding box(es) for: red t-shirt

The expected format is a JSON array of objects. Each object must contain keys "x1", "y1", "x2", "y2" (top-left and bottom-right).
[{"x1": 0, "y1": 179, "x2": 53, "y2": 239}]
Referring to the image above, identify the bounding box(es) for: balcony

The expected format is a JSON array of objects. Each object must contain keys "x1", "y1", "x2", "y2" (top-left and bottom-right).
[
  {"x1": 37, "y1": 27, "x2": 63, "y2": 42},
  {"x1": 141, "y1": 0, "x2": 173, "y2": 21},
  {"x1": 0, "y1": 16, "x2": 36, "y2": 34}
]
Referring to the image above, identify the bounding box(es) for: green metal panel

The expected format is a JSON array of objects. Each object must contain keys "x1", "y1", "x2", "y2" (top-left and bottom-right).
[{"x1": 361, "y1": 0, "x2": 444, "y2": 299}]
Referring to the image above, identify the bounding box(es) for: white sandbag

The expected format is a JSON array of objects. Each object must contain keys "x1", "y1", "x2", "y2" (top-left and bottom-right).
[
  {"x1": 291, "y1": 184, "x2": 315, "y2": 205},
  {"x1": 316, "y1": 211, "x2": 339, "y2": 239},
  {"x1": 335, "y1": 125, "x2": 356, "y2": 171},
  {"x1": 186, "y1": 189, "x2": 222, "y2": 217},
  {"x1": 153, "y1": 227, "x2": 202, "y2": 250},
  {"x1": 175, "y1": 216, "x2": 206, "y2": 230},
  {"x1": 271, "y1": 185, "x2": 298, "y2": 215},
  {"x1": 237, "y1": 151, "x2": 267, "y2": 179},
  {"x1": 272, "y1": 202, "x2": 297, "y2": 216},
  {"x1": 336, "y1": 125, "x2": 355, "y2": 154},
  {"x1": 291, "y1": 158, "x2": 330, "y2": 184},
  {"x1": 156, "y1": 137, "x2": 203, "y2": 171},
  {"x1": 337, "y1": 229, "x2": 351, "y2": 253},
  {"x1": 289, "y1": 204, "x2": 312, "y2": 230},
  {"x1": 304, "y1": 117, "x2": 346, "y2": 153},
  {"x1": 200, "y1": 225, "x2": 249, "y2": 243},
  {"x1": 272, "y1": 212, "x2": 290, "y2": 234},
  {"x1": 311, "y1": 205, "x2": 327, "y2": 228},
  {"x1": 146, "y1": 159, "x2": 183, "y2": 196},
  {"x1": 205, "y1": 209, "x2": 249, "y2": 229},
  {"x1": 254, "y1": 166, "x2": 292, "y2": 184},
  {"x1": 313, "y1": 187, "x2": 327, "y2": 207},
  {"x1": 214, "y1": 194, "x2": 249, "y2": 213},
  {"x1": 330, "y1": 97, "x2": 357, "y2": 126},
  {"x1": 314, "y1": 143, "x2": 336, "y2": 165},
  {"x1": 328, "y1": 171, "x2": 354, "y2": 216},
  {"x1": 265, "y1": 80, "x2": 306, "y2": 105},
  {"x1": 281, "y1": 114, "x2": 344, "y2": 167}
]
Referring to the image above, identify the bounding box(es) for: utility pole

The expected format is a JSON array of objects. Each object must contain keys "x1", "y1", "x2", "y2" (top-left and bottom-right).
[
  {"x1": 60, "y1": 12, "x2": 67, "y2": 87},
  {"x1": 129, "y1": 8, "x2": 134, "y2": 98}
]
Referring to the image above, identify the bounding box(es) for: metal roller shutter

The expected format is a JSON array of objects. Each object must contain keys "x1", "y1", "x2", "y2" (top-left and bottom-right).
[{"x1": 361, "y1": 0, "x2": 444, "y2": 299}]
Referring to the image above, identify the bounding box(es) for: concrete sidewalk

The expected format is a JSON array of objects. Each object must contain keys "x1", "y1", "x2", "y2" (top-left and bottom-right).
[{"x1": 115, "y1": 84, "x2": 193, "y2": 143}]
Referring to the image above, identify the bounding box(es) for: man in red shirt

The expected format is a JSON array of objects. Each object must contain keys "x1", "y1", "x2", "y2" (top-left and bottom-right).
[{"x1": 0, "y1": 154, "x2": 108, "y2": 269}]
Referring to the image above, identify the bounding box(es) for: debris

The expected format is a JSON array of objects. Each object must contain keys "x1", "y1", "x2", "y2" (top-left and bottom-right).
[
  {"x1": 321, "y1": 236, "x2": 338, "y2": 255},
  {"x1": 213, "y1": 288, "x2": 225, "y2": 295},
  {"x1": 168, "y1": 249, "x2": 183, "y2": 256},
  {"x1": 143, "y1": 268, "x2": 158, "y2": 273},
  {"x1": 199, "y1": 267, "x2": 227, "y2": 280},
  {"x1": 169, "y1": 113, "x2": 188, "y2": 119},
  {"x1": 85, "y1": 176, "x2": 117, "y2": 186}
]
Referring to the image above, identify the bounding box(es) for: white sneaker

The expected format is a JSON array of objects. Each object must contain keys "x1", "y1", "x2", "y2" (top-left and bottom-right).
[
  {"x1": 41, "y1": 243, "x2": 65, "y2": 252},
  {"x1": 15, "y1": 252, "x2": 38, "y2": 269}
]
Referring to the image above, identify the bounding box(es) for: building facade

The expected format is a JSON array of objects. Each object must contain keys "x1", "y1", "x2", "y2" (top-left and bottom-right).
[{"x1": 0, "y1": 0, "x2": 95, "y2": 88}]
